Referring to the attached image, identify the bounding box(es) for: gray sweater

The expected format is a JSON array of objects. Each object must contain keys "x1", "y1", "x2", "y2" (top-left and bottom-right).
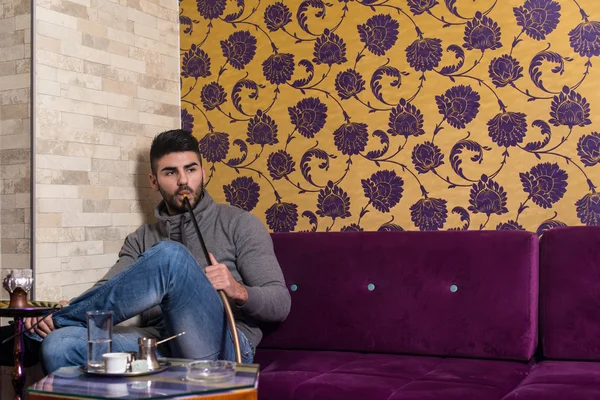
[{"x1": 93, "y1": 190, "x2": 291, "y2": 348}]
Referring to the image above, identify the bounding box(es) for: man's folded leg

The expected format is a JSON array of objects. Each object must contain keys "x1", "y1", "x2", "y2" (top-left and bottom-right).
[{"x1": 47, "y1": 241, "x2": 231, "y2": 366}]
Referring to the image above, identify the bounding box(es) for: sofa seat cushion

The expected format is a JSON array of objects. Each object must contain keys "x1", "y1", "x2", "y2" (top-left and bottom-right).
[
  {"x1": 256, "y1": 350, "x2": 532, "y2": 400},
  {"x1": 502, "y1": 361, "x2": 600, "y2": 400}
]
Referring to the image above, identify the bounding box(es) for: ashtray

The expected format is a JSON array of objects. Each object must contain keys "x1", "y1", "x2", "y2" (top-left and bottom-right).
[{"x1": 186, "y1": 360, "x2": 236, "y2": 383}]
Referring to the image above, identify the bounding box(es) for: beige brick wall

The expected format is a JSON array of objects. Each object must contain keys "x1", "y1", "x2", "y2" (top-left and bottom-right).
[
  {"x1": 0, "y1": 0, "x2": 31, "y2": 300},
  {"x1": 34, "y1": 0, "x2": 180, "y2": 301}
]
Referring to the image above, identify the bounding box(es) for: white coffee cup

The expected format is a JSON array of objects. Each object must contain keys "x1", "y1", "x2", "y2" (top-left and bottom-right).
[{"x1": 103, "y1": 353, "x2": 130, "y2": 373}]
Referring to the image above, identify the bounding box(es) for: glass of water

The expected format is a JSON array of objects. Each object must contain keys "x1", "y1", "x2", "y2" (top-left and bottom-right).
[{"x1": 86, "y1": 311, "x2": 113, "y2": 371}]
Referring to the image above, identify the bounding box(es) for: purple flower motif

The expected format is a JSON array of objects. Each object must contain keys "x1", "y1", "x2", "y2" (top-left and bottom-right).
[
  {"x1": 549, "y1": 86, "x2": 591, "y2": 128},
  {"x1": 569, "y1": 20, "x2": 600, "y2": 57},
  {"x1": 410, "y1": 198, "x2": 448, "y2": 231},
  {"x1": 335, "y1": 69, "x2": 365, "y2": 100},
  {"x1": 196, "y1": 0, "x2": 226, "y2": 20},
  {"x1": 487, "y1": 111, "x2": 528, "y2": 147},
  {"x1": 578, "y1": 132, "x2": 600, "y2": 167},
  {"x1": 514, "y1": 0, "x2": 561, "y2": 41},
  {"x1": 246, "y1": 110, "x2": 278, "y2": 146},
  {"x1": 181, "y1": 44, "x2": 211, "y2": 78},
  {"x1": 199, "y1": 131, "x2": 229, "y2": 163},
  {"x1": 316, "y1": 181, "x2": 351, "y2": 220},
  {"x1": 468, "y1": 175, "x2": 509, "y2": 216},
  {"x1": 520, "y1": 162, "x2": 568, "y2": 208},
  {"x1": 313, "y1": 29, "x2": 347, "y2": 66},
  {"x1": 223, "y1": 176, "x2": 260, "y2": 212},
  {"x1": 388, "y1": 99, "x2": 425, "y2": 137},
  {"x1": 463, "y1": 12, "x2": 502, "y2": 51},
  {"x1": 341, "y1": 223, "x2": 364, "y2": 232},
  {"x1": 262, "y1": 53, "x2": 295, "y2": 85},
  {"x1": 288, "y1": 97, "x2": 328, "y2": 138},
  {"x1": 267, "y1": 150, "x2": 295, "y2": 180},
  {"x1": 220, "y1": 31, "x2": 257, "y2": 70},
  {"x1": 488, "y1": 55, "x2": 523, "y2": 88},
  {"x1": 576, "y1": 193, "x2": 600, "y2": 226},
  {"x1": 406, "y1": 38, "x2": 443, "y2": 72},
  {"x1": 496, "y1": 220, "x2": 525, "y2": 230},
  {"x1": 412, "y1": 141, "x2": 444, "y2": 174},
  {"x1": 435, "y1": 85, "x2": 481, "y2": 129},
  {"x1": 333, "y1": 122, "x2": 369, "y2": 155},
  {"x1": 361, "y1": 170, "x2": 404, "y2": 213},
  {"x1": 264, "y1": 2, "x2": 292, "y2": 32},
  {"x1": 265, "y1": 202, "x2": 298, "y2": 232},
  {"x1": 357, "y1": 14, "x2": 399, "y2": 56},
  {"x1": 200, "y1": 82, "x2": 226, "y2": 110},
  {"x1": 181, "y1": 109, "x2": 194, "y2": 132},
  {"x1": 536, "y1": 216, "x2": 567, "y2": 236},
  {"x1": 407, "y1": 0, "x2": 439, "y2": 16}
]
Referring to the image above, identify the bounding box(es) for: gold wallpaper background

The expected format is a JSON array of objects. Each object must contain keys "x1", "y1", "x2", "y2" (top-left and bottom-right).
[{"x1": 180, "y1": 0, "x2": 600, "y2": 233}]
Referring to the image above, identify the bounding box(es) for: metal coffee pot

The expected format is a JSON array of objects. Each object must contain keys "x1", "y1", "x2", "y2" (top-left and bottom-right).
[{"x1": 137, "y1": 337, "x2": 161, "y2": 371}]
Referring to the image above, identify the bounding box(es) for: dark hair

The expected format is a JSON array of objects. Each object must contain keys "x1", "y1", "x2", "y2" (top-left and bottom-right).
[{"x1": 150, "y1": 129, "x2": 201, "y2": 174}]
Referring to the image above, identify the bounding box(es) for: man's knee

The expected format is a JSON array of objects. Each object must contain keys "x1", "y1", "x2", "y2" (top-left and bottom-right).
[
  {"x1": 149, "y1": 241, "x2": 194, "y2": 263},
  {"x1": 146, "y1": 241, "x2": 199, "y2": 273},
  {"x1": 151, "y1": 241, "x2": 186, "y2": 253}
]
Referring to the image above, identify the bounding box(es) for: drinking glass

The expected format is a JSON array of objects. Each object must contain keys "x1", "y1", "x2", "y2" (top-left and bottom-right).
[{"x1": 86, "y1": 311, "x2": 113, "y2": 371}]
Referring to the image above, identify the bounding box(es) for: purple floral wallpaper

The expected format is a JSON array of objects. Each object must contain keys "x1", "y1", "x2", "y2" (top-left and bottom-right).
[{"x1": 179, "y1": 0, "x2": 600, "y2": 233}]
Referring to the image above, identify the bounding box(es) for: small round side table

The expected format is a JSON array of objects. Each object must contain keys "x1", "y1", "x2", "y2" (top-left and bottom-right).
[{"x1": 0, "y1": 301, "x2": 56, "y2": 400}]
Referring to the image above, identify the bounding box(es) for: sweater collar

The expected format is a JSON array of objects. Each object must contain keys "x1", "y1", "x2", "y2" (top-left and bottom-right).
[{"x1": 154, "y1": 189, "x2": 215, "y2": 237}]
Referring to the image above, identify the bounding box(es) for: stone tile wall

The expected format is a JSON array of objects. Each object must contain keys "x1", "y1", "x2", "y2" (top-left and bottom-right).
[
  {"x1": 34, "y1": 0, "x2": 180, "y2": 301},
  {"x1": 1, "y1": 0, "x2": 180, "y2": 394}
]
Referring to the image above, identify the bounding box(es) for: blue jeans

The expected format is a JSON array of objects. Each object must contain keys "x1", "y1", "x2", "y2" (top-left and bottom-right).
[{"x1": 41, "y1": 241, "x2": 254, "y2": 373}]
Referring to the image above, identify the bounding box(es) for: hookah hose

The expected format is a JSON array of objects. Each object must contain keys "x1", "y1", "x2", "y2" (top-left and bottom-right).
[{"x1": 182, "y1": 195, "x2": 243, "y2": 364}]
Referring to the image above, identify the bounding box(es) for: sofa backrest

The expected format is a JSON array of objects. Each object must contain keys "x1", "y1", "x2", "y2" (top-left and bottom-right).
[
  {"x1": 261, "y1": 231, "x2": 539, "y2": 361},
  {"x1": 540, "y1": 226, "x2": 600, "y2": 360}
]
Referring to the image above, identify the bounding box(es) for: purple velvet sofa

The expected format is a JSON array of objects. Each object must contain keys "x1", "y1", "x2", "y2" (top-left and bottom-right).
[{"x1": 254, "y1": 227, "x2": 600, "y2": 400}]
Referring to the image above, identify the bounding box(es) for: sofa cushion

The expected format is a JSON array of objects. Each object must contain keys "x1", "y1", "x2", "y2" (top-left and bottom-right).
[
  {"x1": 256, "y1": 349, "x2": 532, "y2": 400},
  {"x1": 540, "y1": 226, "x2": 600, "y2": 360},
  {"x1": 501, "y1": 361, "x2": 600, "y2": 400},
  {"x1": 263, "y1": 231, "x2": 539, "y2": 360}
]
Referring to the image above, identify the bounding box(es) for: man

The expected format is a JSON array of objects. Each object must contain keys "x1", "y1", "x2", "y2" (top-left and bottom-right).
[{"x1": 19, "y1": 129, "x2": 291, "y2": 373}]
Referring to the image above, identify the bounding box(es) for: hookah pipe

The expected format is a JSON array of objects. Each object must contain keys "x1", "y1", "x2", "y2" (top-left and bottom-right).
[{"x1": 182, "y1": 194, "x2": 243, "y2": 364}]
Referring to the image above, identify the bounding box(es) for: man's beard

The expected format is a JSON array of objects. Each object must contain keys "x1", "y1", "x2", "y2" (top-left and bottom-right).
[{"x1": 158, "y1": 183, "x2": 204, "y2": 215}]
